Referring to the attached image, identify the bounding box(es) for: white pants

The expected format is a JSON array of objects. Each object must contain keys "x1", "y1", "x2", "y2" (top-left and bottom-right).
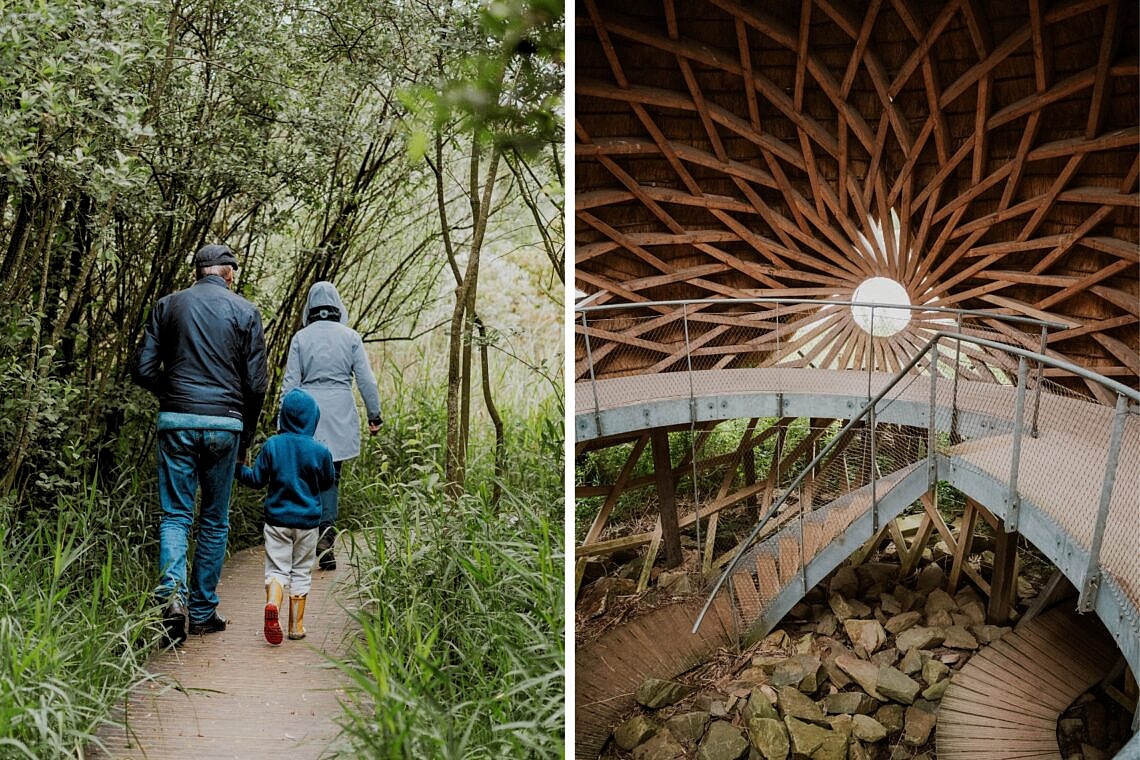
[{"x1": 264, "y1": 525, "x2": 318, "y2": 596}]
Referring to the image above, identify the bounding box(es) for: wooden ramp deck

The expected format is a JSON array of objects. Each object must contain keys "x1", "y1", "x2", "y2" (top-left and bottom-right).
[
  {"x1": 91, "y1": 540, "x2": 355, "y2": 759},
  {"x1": 576, "y1": 596, "x2": 737, "y2": 759},
  {"x1": 936, "y1": 605, "x2": 1117, "y2": 760}
]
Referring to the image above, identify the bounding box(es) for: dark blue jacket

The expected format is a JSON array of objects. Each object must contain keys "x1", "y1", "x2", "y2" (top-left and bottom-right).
[
  {"x1": 237, "y1": 389, "x2": 335, "y2": 529},
  {"x1": 132, "y1": 275, "x2": 269, "y2": 456}
]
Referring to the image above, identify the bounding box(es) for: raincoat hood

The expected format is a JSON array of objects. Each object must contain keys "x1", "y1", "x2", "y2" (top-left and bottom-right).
[
  {"x1": 303, "y1": 281, "x2": 349, "y2": 326},
  {"x1": 278, "y1": 388, "x2": 320, "y2": 436}
]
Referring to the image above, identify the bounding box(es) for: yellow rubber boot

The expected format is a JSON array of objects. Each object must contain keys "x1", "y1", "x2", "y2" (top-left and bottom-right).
[
  {"x1": 264, "y1": 580, "x2": 284, "y2": 645},
  {"x1": 288, "y1": 594, "x2": 307, "y2": 640}
]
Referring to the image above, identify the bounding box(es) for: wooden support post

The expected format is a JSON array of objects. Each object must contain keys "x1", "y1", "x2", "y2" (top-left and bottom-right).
[
  {"x1": 948, "y1": 499, "x2": 979, "y2": 594},
  {"x1": 1017, "y1": 568, "x2": 1074, "y2": 630},
  {"x1": 988, "y1": 519, "x2": 1020, "y2": 625},
  {"x1": 742, "y1": 446, "x2": 757, "y2": 508},
  {"x1": 651, "y1": 429, "x2": 683, "y2": 569}
]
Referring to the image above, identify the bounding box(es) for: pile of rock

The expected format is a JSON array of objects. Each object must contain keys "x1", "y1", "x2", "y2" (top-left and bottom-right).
[{"x1": 604, "y1": 558, "x2": 1014, "y2": 760}]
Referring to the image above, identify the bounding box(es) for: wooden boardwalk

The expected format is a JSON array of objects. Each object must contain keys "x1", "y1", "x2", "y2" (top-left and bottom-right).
[
  {"x1": 936, "y1": 606, "x2": 1117, "y2": 760},
  {"x1": 576, "y1": 596, "x2": 736, "y2": 758},
  {"x1": 92, "y1": 540, "x2": 355, "y2": 759}
]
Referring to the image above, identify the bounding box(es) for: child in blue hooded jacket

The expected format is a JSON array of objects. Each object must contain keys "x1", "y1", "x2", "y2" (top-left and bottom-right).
[{"x1": 237, "y1": 388, "x2": 335, "y2": 645}]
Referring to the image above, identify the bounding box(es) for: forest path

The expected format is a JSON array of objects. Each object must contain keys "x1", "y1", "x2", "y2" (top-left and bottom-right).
[{"x1": 93, "y1": 539, "x2": 356, "y2": 759}]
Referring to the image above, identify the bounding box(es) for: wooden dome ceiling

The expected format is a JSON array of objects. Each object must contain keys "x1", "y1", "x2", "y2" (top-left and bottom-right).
[{"x1": 575, "y1": 0, "x2": 1139, "y2": 400}]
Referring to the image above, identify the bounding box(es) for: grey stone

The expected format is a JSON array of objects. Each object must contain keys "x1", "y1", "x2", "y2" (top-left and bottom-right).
[
  {"x1": 851, "y1": 713, "x2": 888, "y2": 743},
  {"x1": 877, "y1": 666, "x2": 921, "y2": 705},
  {"x1": 925, "y1": 608, "x2": 953, "y2": 628},
  {"x1": 849, "y1": 740, "x2": 871, "y2": 760},
  {"x1": 747, "y1": 717, "x2": 790, "y2": 760},
  {"x1": 666, "y1": 711, "x2": 710, "y2": 744},
  {"x1": 770, "y1": 655, "x2": 822, "y2": 690},
  {"x1": 921, "y1": 658, "x2": 949, "y2": 686},
  {"x1": 633, "y1": 730, "x2": 688, "y2": 760},
  {"x1": 737, "y1": 666, "x2": 771, "y2": 686},
  {"x1": 636, "y1": 678, "x2": 697, "y2": 708},
  {"x1": 783, "y1": 717, "x2": 830, "y2": 758},
  {"x1": 835, "y1": 655, "x2": 885, "y2": 700},
  {"x1": 813, "y1": 730, "x2": 848, "y2": 760},
  {"x1": 895, "y1": 626, "x2": 945, "y2": 652},
  {"x1": 776, "y1": 686, "x2": 826, "y2": 724},
  {"x1": 923, "y1": 588, "x2": 957, "y2": 618},
  {"x1": 856, "y1": 562, "x2": 900, "y2": 588},
  {"x1": 870, "y1": 649, "x2": 899, "y2": 668},
  {"x1": 903, "y1": 705, "x2": 937, "y2": 746},
  {"x1": 884, "y1": 611, "x2": 923, "y2": 635},
  {"x1": 844, "y1": 619, "x2": 887, "y2": 657},
  {"x1": 875, "y1": 703, "x2": 905, "y2": 733},
  {"x1": 820, "y1": 692, "x2": 861, "y2": 715},
  {"x1": 898, "y1": 648, "x2": 927, "y2": 676},
  {"x1": 578, "y1": 576, "x2": 637, "y2": 617},
  {"x1": 616, "y1": 715, "x2": 660, "y2": 750},
  {"x1": 829, "y1": 593, "x2": 871, "y2": 620},
  {"x1": 753, "y1": 654, "x2": 787, "y2": 672},
  {"x1": 915, "y1": 563, "x2": 944, "y2": 591},
  {"x1": 921, "y1": 679, "x2": 949, "y2": 701},
  {"x1": 826, "y1": 714, "x2": 853, "y2": 738},
  {"x1": 942, "y1": 625, "x2": 979, "y2": 650},
  {"x1": 743, "y1": 689, "x2": 778, "y2": 721},
  {"x1": 971, "y1": 624, "x2": 1011, "y2": 645},
  {"x1": 816, "y1": 611, "x2": 838, "y2": 637},
  {"x1": 879, "y1": 593, "x2": 902, "y2": 615},
  {"x1": 829, "y1": 566, "x2": 860, "y2": 598},
  {"x1": 658, "y1": 569, "x2": 687, "y2": 589},
  {"x1": 697, "y1": 721, "x2": 749, "y2": 760}
]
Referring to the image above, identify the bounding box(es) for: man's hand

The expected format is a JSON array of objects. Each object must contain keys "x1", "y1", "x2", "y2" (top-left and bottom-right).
[{"x1": 368, "y1": 421, "x2": 381, "y2": 436}]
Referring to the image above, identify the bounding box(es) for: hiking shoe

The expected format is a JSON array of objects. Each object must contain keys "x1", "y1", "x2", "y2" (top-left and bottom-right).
[
  {"x1": 189, "y1": 612, "x2": 228, "y2": 635},
  {"x1": 162, "y1": 600, "x2": 189, "y2": 646},
  {"x1": 317, "y1": 527, "x2": 336, "y2": 570}
]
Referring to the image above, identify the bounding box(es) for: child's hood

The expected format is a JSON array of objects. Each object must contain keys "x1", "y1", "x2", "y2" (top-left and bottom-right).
[{"x1": 279, "y1": 389, "x2": 320, "y2": 436}]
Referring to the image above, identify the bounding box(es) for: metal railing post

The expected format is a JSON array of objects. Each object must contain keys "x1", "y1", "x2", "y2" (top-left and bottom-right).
[
  {"x1": 870, "y1": 402, "x2": 878, "y2": 533},
  {"x1": 1007, "y1": 357, "x2": 1029, "y2": 532},
  {"x1": 951, "y1": 312, "x2": 963, "y2": 438},
  {"x1": 582, "y1": 311, "x2": 603, "y2": 438},
  {"x1": 867, "y1": 307, "x2": 875, "y2": 400},
  {"x1": 683, "y1": 304, "x2": 701, "y2": 567},
  {"x1": 1078, "y1": 393, "x2": 1129, "y2": 612},
  {"x1": 1030, "y1": 325, "x2": 1047, "y2": 438},
  {"x1": 929, "y1": 340, "x2": 939, "y2": 488}
]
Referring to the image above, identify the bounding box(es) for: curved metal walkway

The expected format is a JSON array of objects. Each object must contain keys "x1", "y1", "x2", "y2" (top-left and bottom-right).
[
  {"x1": 575, "y1": 365, "x2": 1139, "y2": 757},
  {"x1": 937, "y1": 606, "x2": 1117, "y2": 759}
]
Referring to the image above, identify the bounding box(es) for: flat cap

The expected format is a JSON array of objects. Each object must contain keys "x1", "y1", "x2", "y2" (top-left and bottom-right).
[{"x1": 193, "y1": 244, "x2": 238, "y2": 269}]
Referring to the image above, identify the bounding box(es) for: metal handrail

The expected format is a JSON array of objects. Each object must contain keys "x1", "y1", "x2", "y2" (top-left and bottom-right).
[
  {"x1": 691, "y1": 329, "x2": 1138, "y2": 633},
  {"x1": 574, "y1": 296, "x2": 1069, "y2": 331}
]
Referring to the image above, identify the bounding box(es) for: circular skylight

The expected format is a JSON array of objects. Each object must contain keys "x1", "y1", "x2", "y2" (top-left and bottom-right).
[{"x1": 851, "y1": 277, "x2": 911, "y2": 337}]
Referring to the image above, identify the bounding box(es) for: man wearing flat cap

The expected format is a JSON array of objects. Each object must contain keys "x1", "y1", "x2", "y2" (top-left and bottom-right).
[{"x1": 132, "y1": 243, "x2": 268, "y2": 645}]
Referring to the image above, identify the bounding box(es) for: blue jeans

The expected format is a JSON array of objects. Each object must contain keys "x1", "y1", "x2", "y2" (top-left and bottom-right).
[
  {"x1": 318, "y1": 460, "x2": 343, "y2": 531},
  {"x1": 155, "y1": 429, "x2": 239, "y2": 623}
]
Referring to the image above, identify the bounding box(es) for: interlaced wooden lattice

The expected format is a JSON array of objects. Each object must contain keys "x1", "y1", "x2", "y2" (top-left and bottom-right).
[{"x1": 576, "y1": 0, "x2": 1139, "y2": 403}]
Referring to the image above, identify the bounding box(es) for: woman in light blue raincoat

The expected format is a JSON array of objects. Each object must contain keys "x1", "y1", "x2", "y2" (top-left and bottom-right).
[{"x1": 281, "y1": 281, "x2": 382, "y2": 569}]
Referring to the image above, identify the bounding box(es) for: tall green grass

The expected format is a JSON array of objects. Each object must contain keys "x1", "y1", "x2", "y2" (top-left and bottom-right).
[
  {"x1": 334, "y1": 370, "x2": 564, "y2": 758},
  {"x1": 0, "y1": 475, "x2": 156, "y2": 758}
]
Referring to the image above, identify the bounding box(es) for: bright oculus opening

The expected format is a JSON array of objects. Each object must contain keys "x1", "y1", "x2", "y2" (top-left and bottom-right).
[{"x1": 851, "y1": 277, "x2": 911, "y2": 337}]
